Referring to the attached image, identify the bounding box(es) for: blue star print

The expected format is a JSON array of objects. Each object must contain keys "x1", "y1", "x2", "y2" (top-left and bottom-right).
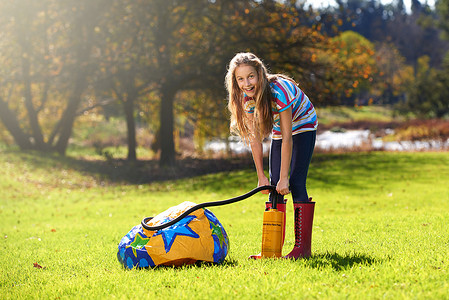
[{"x1": 154, "y1": 215, "x2": 200, "y2": 253}]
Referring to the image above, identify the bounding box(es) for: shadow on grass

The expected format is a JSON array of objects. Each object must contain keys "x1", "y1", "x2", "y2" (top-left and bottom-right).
[
  {"x1": 132, "y1": 258, "x2": 239, "y2": 271},
  {"x1": 187, "y1": 258, "x2": 239, "y2": 269},
  {"x1": 307, "y1": 251, "x2": 381, "y2": 271},
  {"x1": 6, "y1": 148, "x2": 257, "y2": 184},
  {"x1": 135, "y1": 253, "x2": 379, "y2": 271},
  {"x1": 5, "y1": 149, "x2": 439, "y2": 191}
]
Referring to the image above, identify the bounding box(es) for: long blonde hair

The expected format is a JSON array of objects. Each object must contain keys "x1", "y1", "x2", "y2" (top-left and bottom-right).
[{"x1": 225, "y1": 52, "x2": 274, "y2": 143}]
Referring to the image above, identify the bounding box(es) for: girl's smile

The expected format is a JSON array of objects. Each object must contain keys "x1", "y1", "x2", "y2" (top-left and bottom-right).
[{"x1": 235, "y1": 64, "x2": 258, "y2": 97}]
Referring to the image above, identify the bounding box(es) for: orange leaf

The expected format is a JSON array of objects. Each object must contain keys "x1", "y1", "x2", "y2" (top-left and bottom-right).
[{"x1": 33, "y1": 262, "x2": 45, "y2": 269}]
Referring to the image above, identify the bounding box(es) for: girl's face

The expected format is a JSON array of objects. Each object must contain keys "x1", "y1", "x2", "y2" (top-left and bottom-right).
[{"x1": 235, "y1": 64, "x2": 258, "y2": 98}]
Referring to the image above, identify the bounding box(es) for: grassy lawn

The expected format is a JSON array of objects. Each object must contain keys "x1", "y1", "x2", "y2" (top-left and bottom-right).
[
  {"x1": 315, "y1": 105, "x2": 398, "y2": 127},
  {"x1": 1, "y1": 150, "x2": 448, "y2": 299}
]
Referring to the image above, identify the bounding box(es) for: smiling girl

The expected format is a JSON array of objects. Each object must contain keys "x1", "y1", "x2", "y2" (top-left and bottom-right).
[{"x1": 225, "y1": 52, "x2": 318, "y2": 259}]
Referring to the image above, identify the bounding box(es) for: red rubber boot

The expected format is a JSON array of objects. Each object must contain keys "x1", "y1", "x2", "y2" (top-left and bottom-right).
[
  {"x1": 284, "y1": 200, "x2": 315, "y2": 259},
  {"x1": 249, "y1": 199, "x2": 286, "y2": 259}
]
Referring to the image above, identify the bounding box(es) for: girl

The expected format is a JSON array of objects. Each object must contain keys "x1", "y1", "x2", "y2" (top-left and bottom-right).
[{"x1": 225, "y1": 52, "x2": 317, "y2": 259}]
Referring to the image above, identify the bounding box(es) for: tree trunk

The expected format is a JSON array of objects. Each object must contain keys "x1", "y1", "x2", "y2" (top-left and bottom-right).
[
  {"x1": 159, "y1": 85, "x2": 176, "y2": 167},
  {"x1": 123, "y1": 85, "x2": 137, "y2": 162},
  {"x1": 54, "y1": 13, "x2": 94, "y2": 155},
  {"x1": 21, "y1": 55, "x2": 45, "y2": 149},
  {"x1": 54, "y1": 69, "x2": 88, "y2": 155},
  {"x1": 0, "y1": 97, "x2": 32, "y2": 149},
  {"x1": 14, "y1": 4, "x2": 45, "y2": 149}
]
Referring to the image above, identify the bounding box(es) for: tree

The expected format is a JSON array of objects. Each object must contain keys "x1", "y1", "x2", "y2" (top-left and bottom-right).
[
  {"x1": 438, "y1": 0, "x2": 449, "y2": 40},
  {"x1": 398, "y1": 56, "x2": 449, "y2": 118},
  {"x1": 374, "y1": 42, "x2": 413, "y2": 104},
  {"x1": 148, "y1": 0, "x2": 222, "y2": 166},
  {"x1": 146, "y1": 0, "x2": 337, "y2": 165},
  {"x1": 314, "y1": 31, "x2": 378, "y2": 105},
  {"x1": 2, "y1": 0, "x2": 405, "y2": 163},
  {"x1": 0, "y1": 0, "x2": 108, "y2": 154},
  {"x1": 324, "y1": 0, "x2": 449, "y2": 69},
  {"x1": 396, "y1": 0, "x2": 449, "y2": 118},
  {"x1": 395, "y1": 0, "x2": 449, "y2": 119},
  {"x1": 94, "y1": 0, "x2": 159, "y2": 162}
]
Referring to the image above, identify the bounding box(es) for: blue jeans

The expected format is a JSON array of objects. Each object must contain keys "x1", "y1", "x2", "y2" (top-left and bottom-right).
[{"x1": 269, "y1": 131, "x2": 316, "y2": 203}]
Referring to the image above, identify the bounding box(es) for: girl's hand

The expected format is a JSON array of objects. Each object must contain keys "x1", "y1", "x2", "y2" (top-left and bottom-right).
[
  {"x1": 276, "y1": 178, "x2": 290, "y2": 195},
  {"x1": 258, "y1": 176, "x2": 271, "y2": 194}
]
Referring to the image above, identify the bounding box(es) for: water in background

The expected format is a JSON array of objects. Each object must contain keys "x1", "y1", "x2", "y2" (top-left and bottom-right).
[{"x1": 204, "y1": 130, "x2": 449, "y2": 154}]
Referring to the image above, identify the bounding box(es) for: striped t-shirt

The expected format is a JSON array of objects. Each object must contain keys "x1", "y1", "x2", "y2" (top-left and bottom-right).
[{"x1": 244, "y1": 77, "x2": 318, "y2": 140}]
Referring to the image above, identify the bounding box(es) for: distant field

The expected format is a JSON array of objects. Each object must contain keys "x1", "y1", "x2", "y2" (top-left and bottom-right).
[
  {"x1": 1, "y1": 150, "x2": 448, "y2": 299},
  {"x1": 316, "y1": 105, "x2": 398, "y2": 127}
]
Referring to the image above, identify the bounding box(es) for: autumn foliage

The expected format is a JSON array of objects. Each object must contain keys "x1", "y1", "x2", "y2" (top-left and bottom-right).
[{"x1": 0, "y1": 0, "x2": 448, "y2": 165}]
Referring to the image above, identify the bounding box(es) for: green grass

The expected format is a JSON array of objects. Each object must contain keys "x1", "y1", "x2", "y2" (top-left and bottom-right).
[
  {"x1": 316, "y1": 105, "x2": 398, "y2": 126},
  {"x1": 1, "y1": 150, "x2": 448, "y2": 299}
]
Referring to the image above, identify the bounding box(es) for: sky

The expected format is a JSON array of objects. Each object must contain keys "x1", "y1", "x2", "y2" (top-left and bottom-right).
[{"x1": 308, "y1": 0, "x2": 436, "y2": 12}]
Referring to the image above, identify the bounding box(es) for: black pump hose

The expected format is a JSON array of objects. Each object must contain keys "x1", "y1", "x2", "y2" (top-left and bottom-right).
[{"x1": 141, "y1": 185, "x2": 277, "y2": 231}]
